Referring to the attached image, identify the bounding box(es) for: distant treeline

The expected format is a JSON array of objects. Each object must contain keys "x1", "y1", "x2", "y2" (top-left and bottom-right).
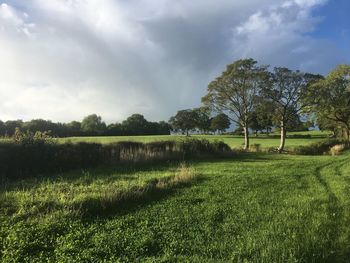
[{"x1": 0, "y1": 114, "x2": 171, "y2": 137}]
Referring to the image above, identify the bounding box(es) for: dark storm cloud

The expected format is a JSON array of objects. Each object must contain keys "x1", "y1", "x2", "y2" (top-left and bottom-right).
[{"x1": 0, "y1": 0, "x2": 348, "y2": 122}]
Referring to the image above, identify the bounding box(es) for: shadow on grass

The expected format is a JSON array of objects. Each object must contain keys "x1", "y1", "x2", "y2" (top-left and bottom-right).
[
  {"x1": 75, "y1": 175, "x2": 207, "y2": 220},
  {"x1": 0, "y1": 161, "x2": 184, "y2": 192},
  {"x1": 298, "y1": 160, "x2": 349, "y2": 262},
  {"x1": 0, "y1": 152, "x2": 280, "y2": 193},
  {"x1": 192, "y1": 152, "x2": 290, "y2": 164}
]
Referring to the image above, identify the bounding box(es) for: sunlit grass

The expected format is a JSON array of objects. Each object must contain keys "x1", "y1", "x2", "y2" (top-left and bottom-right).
[
  {"x1": 1, "y1": 151, "x2": 350, "y2": 262},
  {"x1": 58, "y1": 131, "x2": 328, "y2": 149}
]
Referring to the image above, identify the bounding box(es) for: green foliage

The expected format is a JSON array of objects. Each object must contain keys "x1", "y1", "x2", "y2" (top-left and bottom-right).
[
  {"x1": 13, "y1": 127, "x2": 53, "y2": 145},
  {"x1": 81, "y1": 114, "x2": 107, "y2": 135},
  {"x1": 254, "y1": 98, "x2": 274, "y2": 135},
  {"x1": 193, "y1": 107, "x2": 211, "y2": 133},
  {"x1": 262, "y1": 67, "x2": 322, "y2": 152},
  {"x1": 210, "y1": 113, "x2": 230, "y2": 133},
  {"x1": 308, "y1": 64, "x2": 350, "y2": 140},
  {"x1": 0, "y1": 114, "x2": 171, "y2": 138},
  {"x1": 202, "y1": 58, "x2": 270, "y2": 149},
  {"x1": 169, "y1": 109, "x2": 199, "y2": 136}
]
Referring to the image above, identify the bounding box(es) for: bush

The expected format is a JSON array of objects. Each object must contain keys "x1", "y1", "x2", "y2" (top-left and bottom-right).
[
  {"x1": 180, "y1": 139, "x2": 231, "y2": 159},
  {"x1": 330, "y1": 144, "x2": 347, "y2": 156},
  {"x1": 249, "y1": 144, "x2": 261, "y2": 152},
  {"x1": 287, "y1": 134, "x2": 312, "y2": 139},
  {"x1": 0, "y1": 139, "x2": 233, "y2": 181},
  {"x1": 291, "y1": 139, "x2": 347, "y2": 155}
]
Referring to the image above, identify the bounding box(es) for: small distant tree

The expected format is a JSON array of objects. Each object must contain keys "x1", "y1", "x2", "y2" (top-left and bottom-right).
[
  {"x1": 157, "y1": 121, "x2": 172, "y2": 135},
  {"x1": 254, "y1": 98, "x2": 274, "y2": 135},
  {"x1": 232, "y1": 124, "x2": 244, "y2": 135},
  {"x1": 193, "y1": 107, "x2": 211, "y2": 134},
  {"x1": 23, "y1": 119, "x2": 53, "y2": 133},
  {"x1": 169, "y1": 109, "x2": 198, "y2": 136},
  {"x1": 81, "y1": 114, "x2": 106, "y2": 135},
  {"x1": 202, "y1": 58, "x2": 269, "y2": 150},
  {"x1": 122, "y1": 114, "x2": 149, "y2": 135},
  {"x1": 249, "y1": 112, "x2": 264, "y2": 137},
  {"x1": 66, "y1": 121, "x2": 82, "y2": 136},
  {"x1": 5, "y1": 120, "x2": 24, "y2": 136},
  {"x1": 210, "y1": 113, "x2": 230, "y2": 134},
  {"x1": 0, "y1": 120, "x2": 5, "y2": 137}
]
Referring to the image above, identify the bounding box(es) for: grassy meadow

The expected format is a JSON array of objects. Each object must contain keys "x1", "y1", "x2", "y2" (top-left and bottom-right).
[
  {"x1": 58, "y1": 130, "x2": 330, "y2": 149},
  {"x1": 1, "y1": 132, "x2": 350, "y2": 262}
]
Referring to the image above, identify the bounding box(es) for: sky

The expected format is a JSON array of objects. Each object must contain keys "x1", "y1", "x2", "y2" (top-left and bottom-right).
[{"x1": 0, "y1": 0, "x2": 349, "y2": 123}]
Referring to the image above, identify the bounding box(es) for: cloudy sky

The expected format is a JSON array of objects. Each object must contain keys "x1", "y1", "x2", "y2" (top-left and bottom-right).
[{"x1": 0, "y1": 0, "x2": 349, "y2": 123}]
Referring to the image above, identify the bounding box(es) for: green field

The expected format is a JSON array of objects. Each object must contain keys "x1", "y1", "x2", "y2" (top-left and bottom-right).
[
  {"x1": 59, "y1": 130, "x2": 329, "y2": 149},
  {"x1": 1, "y1": 148, "x2": 350, "y2": 262}
]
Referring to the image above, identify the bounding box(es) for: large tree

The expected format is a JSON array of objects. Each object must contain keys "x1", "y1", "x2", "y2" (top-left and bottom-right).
[
  {"x1": 202, "y1": 58, "x2": 269, "y2": 150},
  {"x1": 263, "y1": 68, "x2": 321, "y2": 152},
  {"x1": 309, "y1": 64, "x2": 350, "y2": 141}
]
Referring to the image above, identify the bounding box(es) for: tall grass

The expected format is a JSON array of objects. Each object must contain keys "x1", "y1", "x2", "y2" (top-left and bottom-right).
[
  {"x1": 291, "y1": 139, "x2": 350, "y2": 155},
  {"x1": 0, "y1": 139, "x2": 231, "y2": 180}
]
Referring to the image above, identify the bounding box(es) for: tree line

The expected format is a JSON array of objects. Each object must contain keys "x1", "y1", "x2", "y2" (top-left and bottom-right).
[
  {"x1": 2, "y1": 58, "x2": 349, "y2": 153},
  {"x1": 169, "y1": 108, "x2": 231, "y2": 136},
  {"x1": 170, "y1": 59, "x2": 350, "y2": 152},
  {"x1": 0, "y1": 114, "x2": 171, "y2": 137}
]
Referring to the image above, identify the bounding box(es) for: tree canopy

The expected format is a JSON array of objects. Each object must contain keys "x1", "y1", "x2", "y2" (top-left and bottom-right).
[
  {"x1": 309, "y1": 64, "x2": 350, "y2": 140},
  {"x1": 202, "y1": 58, "x2": 270, "y2": 149}
]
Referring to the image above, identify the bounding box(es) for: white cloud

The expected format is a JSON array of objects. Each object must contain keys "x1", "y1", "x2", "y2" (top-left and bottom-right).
[{"x1": 0, "y1": 0, "x2": 347, "y2": 122}]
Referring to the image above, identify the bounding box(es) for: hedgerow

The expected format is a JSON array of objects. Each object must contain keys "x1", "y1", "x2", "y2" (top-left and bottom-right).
[{"x1": 0, "y1": 135, "x2": 232, "y2": 180}]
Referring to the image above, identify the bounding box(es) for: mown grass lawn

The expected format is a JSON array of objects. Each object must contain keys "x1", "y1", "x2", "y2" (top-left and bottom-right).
[
  {"x1": 1, "y1": 150, "x2": 350, "y2": 262},
  {"x1": 58, "y1": 130, "x2": 328, "y2": 149}
]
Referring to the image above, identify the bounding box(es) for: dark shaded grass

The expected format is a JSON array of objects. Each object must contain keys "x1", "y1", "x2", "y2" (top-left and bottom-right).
[
  {"x1": 291, "y1": 139, "x2": 349, "y2": 155},
  {"x1": 0, "y1": 139, "x2": 232, "y2": 181}
]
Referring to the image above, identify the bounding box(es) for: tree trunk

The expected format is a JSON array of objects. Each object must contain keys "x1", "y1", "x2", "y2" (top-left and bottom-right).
[
  {"x1": 266, "y1": 127, "x2": 269, "y2": 136},
  {"x1": 243, "y1": 126, "x2": 249, "y2": 150},
  {"x1": 186, "y1": 129, "x2": 189, "y2": 136},
  {"x1": 278, "y1": 122, "x2": 286, "y2": 153}
]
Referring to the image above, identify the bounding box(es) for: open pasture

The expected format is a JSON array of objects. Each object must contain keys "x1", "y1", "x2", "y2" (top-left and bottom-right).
[
  {"x1": 1, "y1": 149, "x2": 350, "y2": 262},
  {"x1": 59, "y1": 130, "x2": 329, "y2": 149}
]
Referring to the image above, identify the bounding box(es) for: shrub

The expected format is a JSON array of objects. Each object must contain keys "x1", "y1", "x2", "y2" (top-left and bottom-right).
[
  {"x1": 0, "y1": 139, "x2": 233, "y2": 180},
  {"x1": 287, "y1": 134, "x2": 312, "y2": 139},
  {"x1": 180, "y1": 139, "x2": 231, "y2": 159},
  {"x1": 291, "y1": 139, "x2": 346, "y2": 155},
  {"x1": 249, "y1": 144, "x2": 261, "y2": 152},
  {"x1": 330, "y1": 144, "x2": 347, "y2": 156}
]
